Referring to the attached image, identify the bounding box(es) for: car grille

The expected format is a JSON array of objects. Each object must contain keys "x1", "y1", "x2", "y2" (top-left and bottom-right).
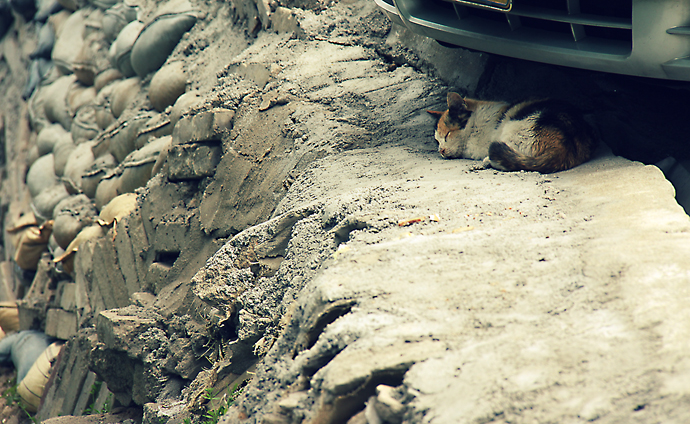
[{"x1": 380, "y1": 0, "x2": 633, "y2": 56}]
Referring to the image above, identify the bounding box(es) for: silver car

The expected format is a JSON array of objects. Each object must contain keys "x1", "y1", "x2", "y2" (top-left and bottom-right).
[{"x1": 375, "y1": 0, "x2": 690, "y2": 81}]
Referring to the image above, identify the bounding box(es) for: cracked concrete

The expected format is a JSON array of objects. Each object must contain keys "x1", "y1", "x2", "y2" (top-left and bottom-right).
[{"x1": 218, "y1": 144, "x2": 690, "y2": 424}]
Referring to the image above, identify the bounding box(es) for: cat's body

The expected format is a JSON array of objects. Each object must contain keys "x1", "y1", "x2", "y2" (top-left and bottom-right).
[{"x1": 430, "y1": 92, "x2": 596, "y2": 173}]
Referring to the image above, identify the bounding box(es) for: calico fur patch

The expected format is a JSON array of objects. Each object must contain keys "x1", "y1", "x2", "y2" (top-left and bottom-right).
[{"x1": 429, "y1": 92, "x2": 596, "y2": 173}]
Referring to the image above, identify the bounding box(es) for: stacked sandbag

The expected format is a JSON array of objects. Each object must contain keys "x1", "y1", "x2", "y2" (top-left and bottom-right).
[
  {"x1": 0, "y1": 331, "x2": 61, "y2": 412},
  {"x1": 52, "y1": 194, "x2": 98, "y2": 250},
  {"x1": 110, "y1": 19, "x2": 143, "y2": 77},
  {"x1": 14, "y1": 221, "x2": 53, "y2": 271},
  {"x1": 15, "y1": 0, "x2": 201, "y2": 279},
  {"x1": 97, "y1": 192, "x2": 137, "y2": 226},
  {"x1": 54, "y1": 224, "x2": 105, "y2": 273},
  {"x1": 5, "y1": 213, "x2": 42, "y2": 261},
  {"x1": 26, "y1": 0, "x2": 199, "y2": 139},
  {"x1": 80, "y1": 153, "x2": 117, "y2": 198},
  {"x1": 17, "y1": 341, "x2": 63, "y2": 412},
  {"x1": 149, "y1": 61, "x2": 187, "y2": 112},
  {"x1": 101, "y1": 2, "x2": 136, "y2": 41},
  {"x1": 62, "y1": 140, "x2": 97, "y2": 193},
  {"x1": 93, "y1": 134, "x2": 170, "y2": 208},
  {"x1": 0, "y1": 302, "x2": 21, "y2": 334},
  {"x1": 36, "y1": 123, "x2": 71, "y2": 157},
  {"x1": 0, "y1": 331, "x2": 56, "y2": 384},
  {"x1": 51, "y1": 9, "x2": 96, "y2": 75},
  {"x1": 129, "y1": 11, "x2": 196, "y2": 77},
  {"x1": 26, "y1": 154, "x2": 70, "y2": 222},
  {"x1": 119, "y1": 135, "x2": 171, "y2": 193}
]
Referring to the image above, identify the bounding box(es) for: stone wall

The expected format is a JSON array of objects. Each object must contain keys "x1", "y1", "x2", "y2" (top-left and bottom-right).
[{"x1": 0, "y1": 0, "x2": 486, "y2": 420}]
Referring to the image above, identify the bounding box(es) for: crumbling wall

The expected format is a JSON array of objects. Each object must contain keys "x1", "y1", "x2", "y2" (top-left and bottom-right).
[{"x1": 0, "y1": 0, "x2": 487, "y2": 419}]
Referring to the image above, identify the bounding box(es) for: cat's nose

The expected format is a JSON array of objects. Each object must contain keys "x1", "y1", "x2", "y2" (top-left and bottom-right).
[{"x1": 439, "y1": 148, "x2": 448, "y2": 158}]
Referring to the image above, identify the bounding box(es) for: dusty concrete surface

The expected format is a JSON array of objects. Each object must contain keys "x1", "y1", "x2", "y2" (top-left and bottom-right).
[
  {"x1": 218, "y1": 145, "x2": 690, "y2": 424},
  {"x1": 1, "y1": 0, "x2": 689, "y2": 422}
]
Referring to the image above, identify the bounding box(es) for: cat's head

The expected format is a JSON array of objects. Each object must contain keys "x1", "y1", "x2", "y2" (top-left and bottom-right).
[{"x1": 428, "y1": 92, "x2": 471, "y2": 158}]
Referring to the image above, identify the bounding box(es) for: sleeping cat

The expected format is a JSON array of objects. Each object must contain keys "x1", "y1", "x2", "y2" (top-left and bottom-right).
[{"x1": 428, "y1": 92, "x2": 596, "y2": 173}]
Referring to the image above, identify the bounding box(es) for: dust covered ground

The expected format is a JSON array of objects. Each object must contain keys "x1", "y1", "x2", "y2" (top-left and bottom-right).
[
  {"x1": 215, "y1": 146, "x2": 690, "y2": 424},
  {"x1": 177, "y1": 2, "x2": 690, "y2": 423}
]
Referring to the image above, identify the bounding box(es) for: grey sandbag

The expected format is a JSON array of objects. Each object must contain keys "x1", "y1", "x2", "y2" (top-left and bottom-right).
[
  {"x1": 42, "y1": 75, "x2": 74, "y2": 131},
  {"x1": 129, "y1": 12, "x2": 196, "y2": 77},
  {"x1": 26, "y1": 153, "x2": 58, "y2": 198},
  {"x1": 81, "y1": 153, "x2": 117, "y2": 198},
  {"x1": 29, "y1": 22, "x2": 54, "y2": 59},
  {"x1": 33, "y1": 0, "x2": 63, "y2": 22},
  {"x1": 111, "y1": 20, "x2": 144, "y2": 77},
  {"x1": 73, "y1": 31, "x2": 111, "y2": 87},
  {"x1": 62, "y1": 140, "x2": 96, "y2": 194},
  {"x1": 148, "y1": 61, "x2": 186, "y2": 112},
  {"x1": 0, "y1": 330, "x2": 55, "y2": 383},
  {"x1": 107, "y1": 110, "x2": 152, "y2": 161},
  {"x1": 71, "y1": 105, "x2": 100, "y2": 143},
  {"x1": 94, "y1": 170, "x2": 122, "y2": 210},
  {"x1": 119, "y1": 135, "x2": 171, "y2": 193},
  {"x1": 53, "y1": 137, "x2": 76, "y2": 177},
  {"x1": 102, "y1": 1, "x2": 137, "y2": 41},
  {"x1": 36, "y1": 123, "x2": 70, "y2": 157},
  {"x1": 51, "y1": 9, "x2": 88, "y2": 75},
  {"x1": 32, "y1": 184, "x2": 70, "y2": 221},
  {"x1": 52, "y1": 194, "x2": 98, "y2": 249}
]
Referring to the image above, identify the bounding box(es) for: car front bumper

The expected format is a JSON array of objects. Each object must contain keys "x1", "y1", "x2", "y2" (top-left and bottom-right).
[{"x1": 375, "y1": 0, "x2": 690, "y2": 81}]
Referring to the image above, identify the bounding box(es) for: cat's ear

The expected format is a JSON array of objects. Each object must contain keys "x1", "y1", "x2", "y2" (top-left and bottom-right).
[
  {"x1": 447, "y1": 92, "x2": 467, "y2": 111},
  {"x1": 462, "y1": 98, "x2": 481, "y2": 111},
  {"x1": 427, "y1": 109, "x2": 445, "y2": 117}
]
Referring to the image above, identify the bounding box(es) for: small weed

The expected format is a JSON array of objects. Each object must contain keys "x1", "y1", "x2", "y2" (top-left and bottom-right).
[
  {"x1": 2, "y1": 378, "x2": 39, "y2": 424},
  {"x1": 189, "y1": 381, "x2": 247, "y2": 424},
  {"x1": 82, "y1": 381, "x2": 112, "y2": 415}
]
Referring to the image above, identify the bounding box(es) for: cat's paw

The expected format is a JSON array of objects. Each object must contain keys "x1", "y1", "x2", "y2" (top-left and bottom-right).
[{"x1": 469, "y1": 157, "x2": 491, "y2": 171}]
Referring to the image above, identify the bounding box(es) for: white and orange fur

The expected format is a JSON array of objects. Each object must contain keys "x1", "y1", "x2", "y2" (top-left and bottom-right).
[{"x1": 429, "y1": 92, "x2": 596, "y2": 173}]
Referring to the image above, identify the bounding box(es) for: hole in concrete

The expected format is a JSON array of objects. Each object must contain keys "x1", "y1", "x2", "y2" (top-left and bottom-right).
[
  {"x1": 220, "y1": 314, "x2": 239, "y2": 342},
  {"x1": 292, "y1": 300, "x2": 356, "y2": 359},
  {"x1": 303, "y1": 302, "x2": 355, "y2": 351},
  {"x1": 331, "y1": 218, "x2": 369, "y2": 246},
  {"x1": 154, "y1": 250, "x2": 180, "y2": 268},
  {"x1": 314, "y1": 367, "x2": 408, "y2": 424},
  {"x1": 300, "y1": 347, "x2": 342, "y2": 377}
]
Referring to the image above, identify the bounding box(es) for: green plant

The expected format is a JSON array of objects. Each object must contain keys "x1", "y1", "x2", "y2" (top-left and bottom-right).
[
  {"x1": 197, "y1": 382, "x2": 246, "y2": 424},
  {"x1": 201, "y1": 389, "x2": 228, "y2": 424},
  {"x1": 2, "y1": 378, "x2": 39, "y2": 424},
  {"x1": 83, "y1": 381, "x2": 112, "y2": 415},
  {"x1": 102, "y1": 394, "x2": 112, "y2": 414}
]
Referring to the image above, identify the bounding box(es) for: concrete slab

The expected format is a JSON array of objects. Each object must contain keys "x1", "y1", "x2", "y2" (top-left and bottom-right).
[
  {"x1": 37, "y1": 332, "x2": 95, "y2": 421},
  {"x1": 71, "y1": 371, "x2": 97, "y2": 416},
  {"x1": 45, "y1": 308, "x2": 78, "y2": 340},
  {"x1": 0, "y1": 262, "x2": 17, "y2": 302},
  {"x1": 218, "y1": 144, "x2": 690, "y2": 423},
  {"x1": 57, "y1": 282, "x2": 77, "y2": 311}
]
